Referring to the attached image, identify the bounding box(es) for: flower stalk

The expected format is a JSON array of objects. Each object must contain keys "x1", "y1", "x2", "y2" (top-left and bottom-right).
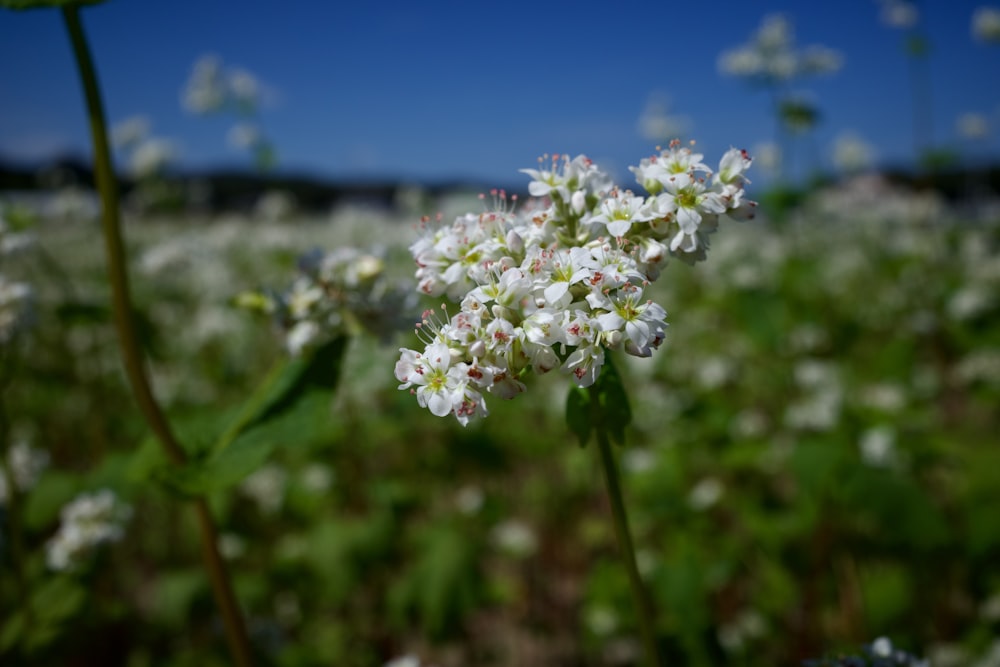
[
  {"x1": 591, "y1": 385, "x2": 662, "y2": 667},
  {"x1": 61, "y1": 7, "x2": 253, "y2": 667}
]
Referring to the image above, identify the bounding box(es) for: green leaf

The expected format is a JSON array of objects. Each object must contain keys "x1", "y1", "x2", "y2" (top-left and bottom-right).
[
  {"x1": 161, "y1": 392, "x2": 335, "y2": 495},
  {"x1": 0, "y1": 0, "x2": 105, "y2": 9},
  {"x1": 565, "y1": 386, "x2": 591, "y2": 447},
  {"x1": 213, "y1": 336, "x2": 348, "y2": 453},
  {"x1": 128, "y1": 337, "x2": 348, "y2": 495},
  {"x1": 596, "y1": 355, "x2": 632, "y2": 446}
]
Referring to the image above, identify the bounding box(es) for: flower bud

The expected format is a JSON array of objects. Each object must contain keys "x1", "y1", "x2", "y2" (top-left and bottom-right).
[
  {"x1": 571, "y1": 189, "x2": 587, "y2": 215},
  {"x1": 505, "y1": 229, "x2": 524, "y2": 255}
]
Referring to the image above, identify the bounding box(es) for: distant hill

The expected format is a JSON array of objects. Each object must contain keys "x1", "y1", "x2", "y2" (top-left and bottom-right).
[{"x1": 0, "y1": 154, "x2": 526, "y2": 214}]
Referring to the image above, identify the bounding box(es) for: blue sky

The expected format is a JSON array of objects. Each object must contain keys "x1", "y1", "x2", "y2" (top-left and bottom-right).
[{"x1": 1, "y1": 0, "x2": 998, "y2": 188}]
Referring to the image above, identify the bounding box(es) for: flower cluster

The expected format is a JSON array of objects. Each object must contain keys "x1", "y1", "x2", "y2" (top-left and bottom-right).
[
  {"x1": 395, "y1": 142, "x2": 755, "y2": 425},
  {"x1": 238, "y1": 246, "x2": 416, "y2": 356},
  {"x1": 718, "y1": 13, "x2": 843, "y2": 83},
  {"x1": 45, "y1": 489, "x2": 132, "y2": 572}
]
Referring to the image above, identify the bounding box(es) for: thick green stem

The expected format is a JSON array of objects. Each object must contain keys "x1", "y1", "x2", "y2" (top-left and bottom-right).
[
  {"x1": 61, "y1": 8, "x2": 254, "y2": 667},
  {"x1": 591, "y1": 388, "x2": 662, "y2": 667}
]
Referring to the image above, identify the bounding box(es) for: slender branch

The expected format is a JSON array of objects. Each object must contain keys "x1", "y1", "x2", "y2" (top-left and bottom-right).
[
  {"x1": 60, "y1": 8, "x2": 254, "y2": 667},
  {"x1": 590, "y1": 387, "x2": 662, "y2": 667}
]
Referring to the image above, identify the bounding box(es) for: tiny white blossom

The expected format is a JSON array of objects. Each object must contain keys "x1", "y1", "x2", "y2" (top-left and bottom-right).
[{"x1": 46, "y1": 489, "x2": 131, "y2": 572}]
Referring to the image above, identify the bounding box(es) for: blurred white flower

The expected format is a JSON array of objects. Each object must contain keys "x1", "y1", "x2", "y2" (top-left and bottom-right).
[
  {"x1": 454, "y1": 485, "x2": 484, "y2": 515},
  {"x1": 46, "y1": 489, "x2": 131, "y2": 571},
  {"x1": 228, "y1": 122, "x2": 263, "y2": 150},
  {"x1": 955, "y1": 350, "x2": 1000, "y2": 386},
  {"x1": 622, "y1": 447, "x2": 657, "y2": 474},
  {"x1": 129, "y1": 138, "x2": 176, "y2": 178},
  {"x1": 731, "y1": 409, "x2": 769, "y2": 439},
  {"x1": 695, "y1": 356, "x2": 735, "y2": 390},
  {"x1": 832, "y1": 131, "x2": 875, "y2": 173},
  {"x1": 956, "y1": 112, "x2": 991, "y2": 140},
  {"x1": 239, "y1": 463, "x2": 288, "y2": 514},
  {"x1": 0, "y1": 440, "x2": 49, "y2": 503},
  {"x1": 785, "y1": 375, "x2": 842, "y2": 431},
  {"x1": 300, "y1": 463, "x2": 334, "y2": 494},
  {"x1": 111, "y1": 115, "x2": 150, "y2": 150},
  {"x1": 860, "y1": 382, "x2": 907, "y2": 413},
  {"x1": 972, "y1": 6, "x2": 1000, "y2": 43},
  {"x1": 586, "y1": 605, "x2": 619, "y2": 636},
  {"x1": 182, "y1": 54, "x2": 228, "y2": 113},
  {"x1": 878, "y1": 0, "x2": 920, "y2": 29},
  {"x1": 859, "y1": 425, "x2": 897, "y2": 467},
  {"x1": 636, "y1": 92, "x2": 690, "y2": 142},
  {"x1": 948, "y1": 285, "x2": 993, "y2": 320},
  {"x1": 491, "y1": 518, "x2": 537, "y2": 557},
  {"x1": 0, "y1": 274, "x2": 33, "y2": 343},
  {"x1": 751, "y1": 141, "x2": 782, "y2": 176},
  {"x1": 718, "y1": 14, "x2": 842, "y2": 82},
  {"x1": 717, "y1": 609, "x2": 767, "y2": 653},
  {"x1": 687, "y1": 477, "x2": 724, "y2": 510},
  {"x1": 218, "y1": 532, "x2": 247, "y2": 560}
]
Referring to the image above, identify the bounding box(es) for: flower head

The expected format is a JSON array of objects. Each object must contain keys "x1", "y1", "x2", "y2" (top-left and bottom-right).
[{"x1": 395, "y1": 144, "x2": 754, "y2": 424}]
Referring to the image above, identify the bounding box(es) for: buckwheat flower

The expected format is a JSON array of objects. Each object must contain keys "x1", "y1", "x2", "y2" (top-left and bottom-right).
[
  {"x1": 396, "y1": 146, "x2": 753, "y2": 423},
  {"x1": 0, "y1": 274, "x2": 33, "y2": 344},
  {"x1": 687, "y1": 477, "x2": 724, "y2": 510},
  {"x1": 593, "y1": 285, "x2": 667, "y2": 358},
  {"x1": 588, "y1": 189, "x2": 656, "y2": 238},
  {"x1": 395, "y1": 341, "x2": 468, "y2": 418},
  {"x1": 129, "y1": 138, "x2": 176, "y2": 178},
  {"x1": 46, "y1": 489, "x2": 131, "y2": 572},
  {"x1": 182, "y1": 54, "x2": 227, "y2": 113},
  {"x1": 879, "y1": 0, "x2": 919, "y2": 29},
  {"x1": 859, "y1": 425, "x2": 898, "y2": 467},
  {"x1": 956, "y1": 112, "x2": 990, "y2": 141},
  {"x1": 491, "y1": 518, "x2": 538, "y2": 557},
  {"x1": 0, "y1": 440, "x2": 49, "y2": 504},
  {"x1": 111, "y1": 115, "x2": 150, "y2": 151},
  {"x1": 972, "y1": 6, "x2": 1000, "y2": 43},
  {"x1": 240, "y1": 463, "x2": 287, "y2": 515}
]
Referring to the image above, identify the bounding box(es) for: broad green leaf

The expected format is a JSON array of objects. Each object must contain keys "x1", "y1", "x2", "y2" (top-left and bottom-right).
[
  {"x1": 213, "y1": 335, "x2": 348, "y2": 454},
  {"x1": 128, "y1": 336, "x2": 348, "y2": 495}
]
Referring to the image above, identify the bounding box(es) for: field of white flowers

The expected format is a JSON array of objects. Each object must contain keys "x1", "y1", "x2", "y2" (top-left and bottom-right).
[
  {"x1": 3, "y1": 169, "x2": 999, "y2": 667},
  {"x1": 3, "y1": 1, "x2": 1000, "y2": 665}
]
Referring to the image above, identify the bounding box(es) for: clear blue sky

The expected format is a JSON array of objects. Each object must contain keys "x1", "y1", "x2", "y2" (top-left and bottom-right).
[{"x1": 1, "y1": 0, "x2": 998, "y2": 187}]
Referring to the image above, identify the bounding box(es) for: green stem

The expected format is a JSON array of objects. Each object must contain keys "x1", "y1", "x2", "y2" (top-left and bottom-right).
[
  {"x1": 61, "y1": 8, "x2": 254, "y2": 667},
  {"x1": 591, "y1": 387, "x2": 662, "y2": 667}
]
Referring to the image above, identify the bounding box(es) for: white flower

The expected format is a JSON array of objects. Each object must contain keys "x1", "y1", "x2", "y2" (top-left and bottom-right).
[
  {"x1": 859, "y1": 426, "x2": 897, "y2": 467},
  {"x1": 879, "y1": 0, "x2": 919, "y2": 29},
  {"x1": 972, "y1": 6, "x2": 1000, "y2": 43},
  {"x1": 0, "y1": 440, "x2": 49, "y2": 504},
  {"x1": 240, "y1": 464, "x2": 288, "y2": 515},
  {"x1": 588, "y1": 190, "x2": 656, "y2": 238},
  {"x1": 832, "y1": 131, "x2": 875, "y2": 173},
  {"x1": 718, "y1": 13, "x2": 842, "y2": 82},
  {"x1": 395, "y1": 147, "x2": 753, "y2": 424},
  {"x1": 46, "y1": 489, "x2": 131, "y2": 571}
]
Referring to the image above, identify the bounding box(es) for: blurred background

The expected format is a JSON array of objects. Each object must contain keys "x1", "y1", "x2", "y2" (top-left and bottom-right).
[{"x1": 1, "y1": 1, "x2": 1000, "y2": 666}]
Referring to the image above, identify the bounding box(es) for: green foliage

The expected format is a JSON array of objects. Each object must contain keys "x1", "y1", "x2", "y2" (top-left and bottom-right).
[{"x1": 3, "y1": 197, "x2": 1000, "y2": 666}]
